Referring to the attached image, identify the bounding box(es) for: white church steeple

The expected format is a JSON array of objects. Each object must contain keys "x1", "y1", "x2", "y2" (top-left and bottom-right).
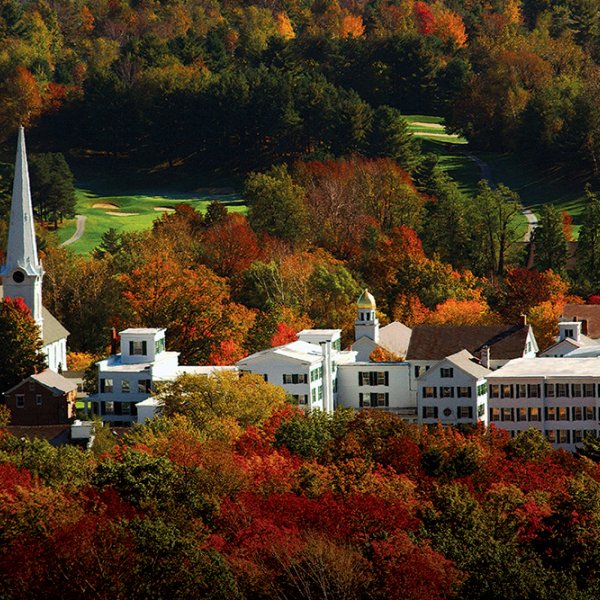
[
  {"x1": 355, "y1": 288, "x2": 379, "y2": 343},
  {"x1": 0, "y1": 127, "x2": 44, "y2": 334}
]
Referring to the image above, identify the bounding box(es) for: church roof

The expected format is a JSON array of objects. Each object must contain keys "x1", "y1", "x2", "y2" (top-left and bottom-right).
[
  {"x1": 357, "y1": 289, "x2": 376, "y2": 309},
  {"x1": 1, "y1": 127, "x2": 41, "y2": 278},
  {"x1": 42, "y1": 307, "x2": 70, "y2": 345}
]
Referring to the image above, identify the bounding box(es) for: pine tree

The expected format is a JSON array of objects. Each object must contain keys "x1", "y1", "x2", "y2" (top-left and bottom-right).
[
  {"x1": 576, "y1": 185, "x2": 600, "y2": 289},
  {"x1": 533, "y1": 204, "x2": 567, "y2": 273}
]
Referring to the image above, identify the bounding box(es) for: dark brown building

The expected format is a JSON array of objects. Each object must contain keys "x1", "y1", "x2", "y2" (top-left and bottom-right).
[{"x1": 3, "y1": 369, "x2": 77, "y2": 426}]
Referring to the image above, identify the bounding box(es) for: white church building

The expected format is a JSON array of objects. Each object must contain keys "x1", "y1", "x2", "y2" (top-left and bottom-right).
[{"x1": 1, "y1": 127, "x2": 68, "y2": 373}]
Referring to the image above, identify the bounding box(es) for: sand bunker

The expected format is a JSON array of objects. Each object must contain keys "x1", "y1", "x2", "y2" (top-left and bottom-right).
[
  {"x1": 92, "y1": 202, "x2": 119, "y2": 209},
  {"x1": 411, "y1": 122, "x2": 444, "y2": 129},
  {"x1": 106, "y1": 211, "x2": 139, "y2": 217},
  {"x1": 153, "y1": 206, "x2": 175, "y2": 212}
]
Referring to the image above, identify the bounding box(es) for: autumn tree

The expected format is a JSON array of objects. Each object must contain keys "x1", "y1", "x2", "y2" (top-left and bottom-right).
[
  {"x1": 157, "y1": 371, "x2": 288, "y2": 432},
  {"x1": 0, "y1": 297, "x2": 46, "y2": 393}
]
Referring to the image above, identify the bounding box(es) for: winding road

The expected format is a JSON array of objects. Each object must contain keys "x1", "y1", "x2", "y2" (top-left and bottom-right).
[
  {"x1": 60, "y1": 215, "x2": 87, "y2": 247},
  {"x1": 465, "y1": 152, "x2": 538, "y2": 242}
]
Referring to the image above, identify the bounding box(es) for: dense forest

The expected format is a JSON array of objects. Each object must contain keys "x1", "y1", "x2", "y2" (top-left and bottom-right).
[
  {"x1": 3, "y1": 383, "x2": 600, "y2": 599},
  {"x1": 1, "y1": 0, "x2": 600, "y2": 177}
]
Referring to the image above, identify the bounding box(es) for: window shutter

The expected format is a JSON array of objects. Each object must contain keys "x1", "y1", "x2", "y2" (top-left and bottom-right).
[
  {"x1": 142, "y1": 341, "x2": 147, "y2": 355},
  {"x1": 384, "y1": 372, "x2": 389, "y2": 386},
  {"x1": 434, "y1": 407, "x2": 438, "y2": 418},
  {"x1": 358, "y1": 373, "x2": 362, "y2": 386},
  {"x1": 359, "y1": 393, "x2": 363, "y2": 408},
  {"x1": 129, "y1": 341, "x2": 134, "y2": 355}
]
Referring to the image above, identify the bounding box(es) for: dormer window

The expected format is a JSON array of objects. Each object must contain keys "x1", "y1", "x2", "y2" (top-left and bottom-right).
[{"x1": 130, "y1": 340, "x2": 147, "y2": 355}]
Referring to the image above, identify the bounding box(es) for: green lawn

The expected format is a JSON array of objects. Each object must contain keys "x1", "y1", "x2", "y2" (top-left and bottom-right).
[{"x1": 58, "y1": 187, "x2": 245, "y2": 254}]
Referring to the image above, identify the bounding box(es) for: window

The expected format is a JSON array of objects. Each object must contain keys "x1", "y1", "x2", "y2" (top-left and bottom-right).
[
  {"x1": 457, "y1": 387, "x2": 472, "y2": 398},
  {"x1": 293, "y1": 394, "x2": 308, "y2": 405},
  {"x1": 121, "y1": 380, "x2": 130, "y2": 394},
  {"x1": 478, "y1": 404, "x2": 485, "y2": 417},
  {"x1": 546, "y1": 430, "x2": 556, "y2": 443},
  {"x1": 517, "y1": 407, "x2": 528, "y2": 421},
  {"x1": 104, "y1": 401, "x2": 114, "y2": 415},
  {"x1": 440, "y1": 386, "x2": 454, "y2": 398},
  {"x1": 15, "y1": 394, "x2": 24, "y2": 408},
  {"x1": 557, "y1": 407, "x2": 569, "y2": 421},
  {"x1": 311, "y1": 388, "x2": 317, "y2": 403},
  {"x1": 477, "y1": 382, "x2": 487, "y2": 396},
  {"x1": 422, "y1": 387, "x2": 437, "y2": 398},
  {"x1": 414, "y1": 366, "x2": 421, "y2": 378},
  {"x1": 501, "y1": 384, "x2": 513, "y2": 399},
  {"x1": 571, "y1": 384, "x2": 582, "y2": 398},
  {"x1": 138, "y1": 379, "x2": 151, "y2": 393},
  {"x1": 585, "y1": 406, "x2": 596, "y2": 420},
  {"x1": 490, "y1": 408, "x2": 500, "y2": 421},
  {"x1": 100, "y1": 378, "x2": 113, "y2": 393},
  {"x1": 333, "y1": 339, "x2": 341, "y2": 351},
  {"x1": 584, "y1": 383, "x2": 596, "y2": 397},
  {"x1": 573, "y1": 406, "x2": 583, "y2": 421},
  {"x1": 545, "y1": 384, "x2": 555, "y2": 397},
  {"x1": 35, "y1": 394, "x2": 42, "y2": 406},
  {"x1": 371, "y1": 393, "x2": 389, "y2": 407},
  {"x1": 489, "y1": 385, "x2": 499, "y2": 398},
  {"x1": 318, "y1": 386, "x2": 323, "y2": 400},
  {"x1": 130, "y1": 340, "x2": 147, "y2": 355},
  {"x1": 556, "y1": 383, "x2": 569, "y2": 397},
  {"x1": 573, "y1": 430, "x2": 584, "y2": 444},
  {"x1": 501, "y1": 408, "x2": 513, "y2": 422},
  {"x1": 283, "y1": 374, "x2": 308, "y2": 384},
  {"x1": 458, "y1": 406, "x2": 473, "y2": 419},
  {"x1": 28, "y1": 382, "x2": 34, "y2": 392},
  {"x1": 440, "y1": 367, "x2": 454, "y2": 378},
  {"x1": 121, "y1": 402, "x2": 131, "y2": 415},
  {"x1": 517, "y1": 384, "x2": 527, "y2": 398},
  {"x1": 546, "y1": 407, "x2": 556, "y2": 421},
  {"x1": 359, "y1": 371, "x2": 388, "y2": 386},
  {"x1": 155, "y1": 337, "x2": 166, "y2": 355},
  {"x1": 360, "y1": 393, "x2": 370, "y2": 407},
  {"x1": 557, "y1": 430, "x2": 570, "y2": 444},
  {"x1": 529, "y1": 407, "x2": 541, "y2": 421},
  {"x1": 423, "y1": 406, "x2": 438, "y2": 419},
  {"x1": 528, "y1": 384, "x2": 540, "y2": 398}
]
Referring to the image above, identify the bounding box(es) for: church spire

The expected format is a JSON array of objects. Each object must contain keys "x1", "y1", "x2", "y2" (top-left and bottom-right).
[
  {"x1": 4, "y1": 126, "x2": 40, "y2": 274},
  {"x1": 1, "y1": 127, "x2": 44, "y2": 331}
]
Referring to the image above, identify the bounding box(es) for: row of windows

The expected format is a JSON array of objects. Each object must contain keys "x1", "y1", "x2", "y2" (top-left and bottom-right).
[
  {"x1": 547, "y1": 430, "x2": 598, "y2": 444},
  {"x1": 311, "y1": 386, "x2": 323, "y2": 403},
  {"x1": 422, "y1": 386, "x2": 474, "y2": 398},
  {"x1": 102, "y1": 401, "x2": 136, "y2": 416},
  {"x1": 283, "y1": 374, "x2": 308, "y2": 384},
  {"x1": 490, "y1": 406, "x2": 597, "y2": 422},
  {"x1": 310, "y1": 367, "x2": 323, "y2": 382},
  {"x1": 100, "y1": 378, "x2": 151, "y2": 394},
  {"x1": 422, "y1": 406, "x2": 475, "y2": 419},
  {"x1": 359, "y1": 393, "x2": 389, "y2": 407},
  {"x1": 358, "y1": 371, "x2": 389, "y2": 387},
  {"x1": 15, "y1": 394, "x2": 43, "y2": 408},
  {"x1": 490, "y1": 383, "x2": 599, "y2": 399}
]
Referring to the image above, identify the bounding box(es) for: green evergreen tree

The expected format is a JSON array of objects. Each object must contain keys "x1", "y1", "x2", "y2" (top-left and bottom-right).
[
  {"x1": 533, "y1": 204, "x2": 567, "y2": 273},
  {"x1": 577, "y1": 185, "x2": 600, "y2": 289},
  {"x1": 244, "y1": 164, "x2": 307, "y2": 246}
]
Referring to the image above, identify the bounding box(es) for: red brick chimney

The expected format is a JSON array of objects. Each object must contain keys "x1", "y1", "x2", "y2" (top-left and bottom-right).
[{"x1": 110, "y1": 328, "x2": 119, "y2": 355}]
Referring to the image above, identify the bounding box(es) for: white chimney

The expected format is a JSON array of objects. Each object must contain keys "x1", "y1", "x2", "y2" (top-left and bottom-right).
[{"x1": 480, "y1": 345, "x2": 490, "y2": 369}]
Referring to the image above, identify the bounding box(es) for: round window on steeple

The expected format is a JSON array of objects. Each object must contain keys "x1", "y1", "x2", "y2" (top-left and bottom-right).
[{"x1": 12, "y1": 270, "x2": 25, "y2": 283}]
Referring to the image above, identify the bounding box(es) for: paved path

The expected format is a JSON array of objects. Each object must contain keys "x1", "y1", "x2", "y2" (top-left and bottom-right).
[
  {"x1": 60, "y1": 215, "x2": 87, "y2": 247},
  {"x1": 465, "y1": 152, "x2": 538, "y2": 242}
]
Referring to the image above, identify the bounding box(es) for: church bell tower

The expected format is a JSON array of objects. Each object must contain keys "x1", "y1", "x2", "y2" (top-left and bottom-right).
[
  {"x1": 355, "y1": 288, "x2": 379, "y2": 343},
  {"x1": 0, "y1": 127, "x2": 44, "y2": 336}
]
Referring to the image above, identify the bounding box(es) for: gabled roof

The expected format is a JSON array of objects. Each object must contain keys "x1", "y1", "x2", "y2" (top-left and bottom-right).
[
  {"x1": 378, "y1": 321, "x2": 412, "y2": 356},
  {"x1": 540, "y1": 335, "x2": 595, "y2": 356},
  {"x1": 238, "y1": 340, "x2": 324, "y2": 366},
  {"x1": 406, "y1": 323, "x2": 532, "y2": 361},
  {"x1": 42, "y1": 307, "x2": 69, "y2": 345},
  {"x1": 419, "y1": 350, "x2": 490, "y2": 381},
  {"x1": 4, "y1": 368, "x2": 76, "y2": 396}
]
